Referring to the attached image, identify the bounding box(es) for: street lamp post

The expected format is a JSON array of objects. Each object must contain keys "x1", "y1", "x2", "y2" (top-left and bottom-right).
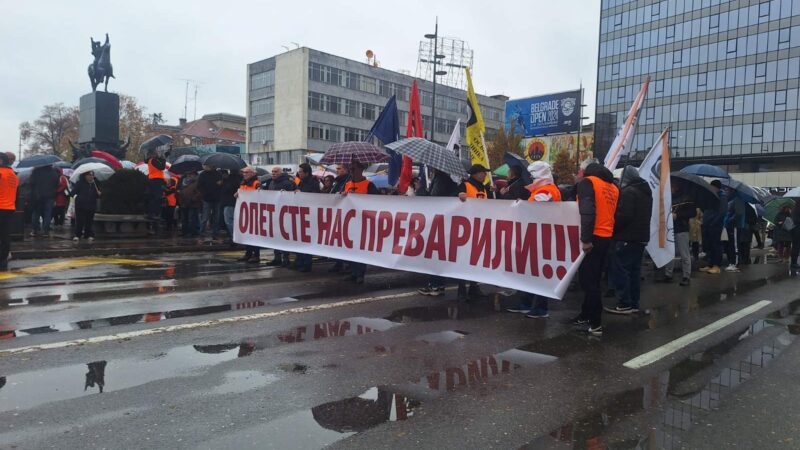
[{"x1": 425, "y1": 18, "x2": 447, "y2": 142}]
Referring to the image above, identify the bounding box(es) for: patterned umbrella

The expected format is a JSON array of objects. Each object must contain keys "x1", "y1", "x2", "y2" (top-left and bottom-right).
[
  {"x1": 319, "y1": 142, "x2": 389, "y2": 166},
  {"x1": 384, "y1": 137, "x2": 468, "y2": 179}
]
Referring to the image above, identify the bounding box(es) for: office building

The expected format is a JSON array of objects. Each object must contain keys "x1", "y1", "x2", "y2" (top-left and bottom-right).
[
  {"x1": 246, "y1": 47, "x2": 506, "y2": 165},
  {"x1": 595, "y1": 0, "x2": 800, "y2": 171}
]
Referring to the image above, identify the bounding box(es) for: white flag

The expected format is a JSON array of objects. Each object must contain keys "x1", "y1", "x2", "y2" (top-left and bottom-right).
[
  {"x1": 446, "y1": 118, "x2": 463, "y2": 184},
  {"x1": 639, "y1": 128, "x2": 674, "y2": 268},
  {"x1": 604, "y1": 77, "x2": 650, "y2": 171}
]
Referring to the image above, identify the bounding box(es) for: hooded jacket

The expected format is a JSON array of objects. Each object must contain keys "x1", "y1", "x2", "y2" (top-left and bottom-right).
[
  {"x1": 29, "y1": 166, "x2": 60, "y2": 201},
  {"x1": 613, "y1": 166, "x2": 652, "y2": 243},
  {"x1": 577, "y1": 163, "x2": 617, "y2": 243},
  {"x1": 262, "y1": 172, "x2": 296, "y2": 191}
]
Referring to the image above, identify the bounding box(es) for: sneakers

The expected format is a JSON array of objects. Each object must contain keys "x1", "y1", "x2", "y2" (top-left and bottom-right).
[
  {"x1": 679, "y1": 277, "x2": 690, "y2": 286},
  {"x1": 724, "y1": 265, "x2": 740, "y2": 273},
  {"x1": 418, "y1": 286, "x2": 445, "y2": 297},
  {"x1": 588, "y1": 325, "x2": 603, "y2": 336},
  {"x1": 506, "y1": 304, "x2": 532, "y2": 314},
  {"x1": 604, "y1": 305, "x2": 639, "y2": 315},
  {"x1": 706, "y1": 266, "x2": 721, "y2": 274},
  {"x1": 525, "y1": 308, "x2": 550, "y2": 319},
  {"x1": 72, "y1": 236, "x2": 79, "y2": 242}
]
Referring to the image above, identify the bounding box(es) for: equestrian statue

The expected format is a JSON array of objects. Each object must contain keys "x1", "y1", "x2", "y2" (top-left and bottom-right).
[{"x1": 88, "y1": 33, "x2": 114, "y2": 92}]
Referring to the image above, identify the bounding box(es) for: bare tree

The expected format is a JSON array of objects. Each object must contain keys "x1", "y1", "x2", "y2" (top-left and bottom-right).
[
  {"x1": 118, "y1": 95, "x2": 150, "y2": 161},
  {"x1": 19, "y1": 103, "x2": 79, "y2": 159}
]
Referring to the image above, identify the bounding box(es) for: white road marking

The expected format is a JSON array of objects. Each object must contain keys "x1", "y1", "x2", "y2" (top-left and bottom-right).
[
  {"x1": 0, "y1": 290, "x2": 425, "y2": 357},
  {"x1": 623, "y1": 300, "x2": 773, "y2": 369}
]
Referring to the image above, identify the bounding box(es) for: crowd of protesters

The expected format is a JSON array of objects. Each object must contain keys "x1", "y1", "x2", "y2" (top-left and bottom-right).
[{"x1": 2, "y1": 147, "x2": 800, "y2": 338}]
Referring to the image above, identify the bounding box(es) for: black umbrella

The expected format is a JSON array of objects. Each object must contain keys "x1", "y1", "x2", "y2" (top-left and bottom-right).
[
  {"x1": 170, "y1": 154, "x2": 203, "y2": 174},
  {"x1": 139, "y1": 134, "x2": 173, "y2": 157},
  {"x1": 199, "y1": 152, "x2": 246, "y2": 171},
  {"x1": 54, "y1": 161, "x2": 72, "y2": 170},
  {"x1": 16, "y1": 154, "x2": 63, "y2": 169},
  {"x1": 72, "y1": 157, "x2": 113, "y2": 170},
  {"x1": 167, "y1": 147, "x2": 199, "y2": 163},
  {"x1": 255, "y1": 167, "x2": 267, "y2": 176},
  {"x1": 671, "y1": 172, "x2": 719, "y2": 210},
  {"x1": 503, "y1": 152, "x2": 533, "y2": 184}
]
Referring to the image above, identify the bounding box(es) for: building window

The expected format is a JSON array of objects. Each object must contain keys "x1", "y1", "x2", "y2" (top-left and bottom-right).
[
  {"x1": 359, "y1": 76, "x2": 377, "y2": 94},
  {"x1": 250, "y1": 125, "x2": 273, "y2": 143},
  {"x1": 710, "y1": 14, "x2": 719, "y2": 29},
  {"x1": 703, "y1": 127, "x2": 713, "y2": 142},
  {"x1": 756, "y1": 63, "x2": 767, "y2": 79},
  {"x1": 651, "y1": 2, "x2": 660, "y2": 17},
  {"x1": 779, "y1": 28, "x2": 791, "y2": 45},
  {"x1": 251, "y1": 98, "x2": 274, "y2": 116},
  {"x1": 698, "y1": 72, "x2": 707, "y2": 86},
  {"x1": 308, "y1": 122, "x2": 341, "y2": 142},
  {"x1": 752, "y1": 123, "x2": 763, "y2": 138},
  {"x1": 344, "y1": 127, "x2": 370, "y2": 142},
  {"x1": 251, "y1": 70, "x2": 274, "y2": 90},
  {"x1": 360, "y1": 103, "x2": 377, "y2": 121},
  {"x1": 666, "y1": 25, "x2": 675, "y2": 40},
  {"x1": 655, "y1": 79, "x2": 665, "y2": 93},
  {"x1": 776, "y1": 90, "x2": 787, "y2": 105},
  {"x1": 627, "y1": 34, "x2": 636, "y2": 48},
  {"x1": 759, "y1": 2, "x2": 770, "y2": 17},
  {"x1": 723, "y1": 97, "x2": 734, "y2": 111},
  {"x1": 612, "y1": 63, "x2": 620, "y2": 75},
  {"x1": 726, "y1": 39, "x2": 737, "y2": 54},
  {"x1": 614, "y1": 14, "x2": 622, "y2": 27}
]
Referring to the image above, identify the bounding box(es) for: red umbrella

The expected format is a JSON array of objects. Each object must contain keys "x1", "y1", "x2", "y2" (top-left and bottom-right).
[{"x1": 91, "y1": 150, "x2": 123, "y2": 170}]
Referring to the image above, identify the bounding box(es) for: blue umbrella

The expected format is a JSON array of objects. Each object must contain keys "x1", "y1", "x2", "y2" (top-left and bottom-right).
[
  {"x1": 16, "y1": 154, "x2": 63, "y2": 169},
  {"x1": 721, "y1": 179, "x2": 767, "y2": 205},
  {"x1": 368, "y1": 174, "x2": 391, "y2": 189},
  {"x1": 680, "y1": 164, "x2": 730, "y2": 179}
]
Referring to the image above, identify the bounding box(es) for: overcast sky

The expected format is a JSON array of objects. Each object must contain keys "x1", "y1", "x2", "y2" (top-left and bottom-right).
[{"x1": 0, "y1": 0, "x2": 601, "y2": 154}]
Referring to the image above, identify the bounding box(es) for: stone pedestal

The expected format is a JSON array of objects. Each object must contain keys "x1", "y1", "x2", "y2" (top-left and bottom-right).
[{"x1": 78, "y1": 91, "x2": 121, "y2": 158}]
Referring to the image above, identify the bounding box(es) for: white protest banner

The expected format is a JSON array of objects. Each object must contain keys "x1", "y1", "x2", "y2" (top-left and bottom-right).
[
  {"x1": 234, "y1": 191, "x2": 584, "y2": 299},
  {"x1": 639, "y1": 128, "x2": 674, "y2": 268}
]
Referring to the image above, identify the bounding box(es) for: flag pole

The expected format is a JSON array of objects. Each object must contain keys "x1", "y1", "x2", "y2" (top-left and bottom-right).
[{"x1": 479, "y1": 131, "x2": 494, "y2": 188}]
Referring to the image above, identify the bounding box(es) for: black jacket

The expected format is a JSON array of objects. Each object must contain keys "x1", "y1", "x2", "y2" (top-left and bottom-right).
[
  {"x1": 671, "y1": 191, "x2": 695, "y2": 234},
  {"x1": 500, "y1": 177, "x2": 531, "y2": 201},
  {"x1": 577, "y1": 163, "x2": 616, "y2": 243},
  {"x1": 613, "y1": 166, "x2": 652, "y2": 243},
  {"x1": 262, "y1": 172, "x2": 296, "y2": 191},
  {"x1": 330, "y1": 174, "x2": 350, "y2": 194},
  {"x1": 220, "y1": 173, "x2": 242, "y2": 207},
  {"x1": 297, "y1": 176, "x2": 320, "y2": 193},
  {"x1": 197, "y1": 170, "x2": 223, "y2": 203},
  {"x1": 29, "y1": 166, "x2": 60, "y2": 201},
  {"x1": 72, "y1": 178, "x2": 100, "y2": 211},
  {"x1": 429, "y1": 172, "x2": 459, "y2": 198},
  {"x1": 702, "y1": 190, "x2": 726, "y2": 229}
]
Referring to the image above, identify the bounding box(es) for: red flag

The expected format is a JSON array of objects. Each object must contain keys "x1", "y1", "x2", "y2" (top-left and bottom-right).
[{"x1": 399, "y1": 80, "x2": 423, "y2": 193}]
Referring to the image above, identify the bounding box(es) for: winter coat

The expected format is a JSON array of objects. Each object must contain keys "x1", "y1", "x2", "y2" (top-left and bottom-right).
[
  {"x1": 220, "y1": 173, "x2": 242, "y2": 208},
  {"x1": 428, "y1": 172, "x2": 459, "y2": 198},
  {"x1": 72, "y1": 178, "x2": 100, "y2": 212},
  {"x1": 262, "y1": 172, "x2": 296, "y2": 191},
  {"x1": 702, "y1": 190, "x2": 726, "y2": 229},
  {"x1": 178, "y1": 179, "x2": 203, "y2": 209},
  {"x1": 612, "y1": 166, "x2": 652, "y2": 243},
  {"x1": 297, "y1": 176, "x2": 321, "y2": 193},
  {"x1": 29, "y1": 166, "x2": 60, "y2": 201},
  {"x1": 671, "y1": 192, "x2": 695, "y2": 234},
  {"x1": 330, "y1": 174, "x2": 350, "y2": 194},
  {"x1": 54, "y1": 175, "x2": 69, "y2": 208},
  {"x1": 500, "y1": 178, "x2": 531, "y2": 201},
  {"x1": 197, "y1": 170, "x2": 223, "y2": 203},
  {"x1": 775, "y1": 210, "x2": 794, "y2": 243},
  {"x1": 577, "y1": 163, "x2": 616, "y2": 243}
]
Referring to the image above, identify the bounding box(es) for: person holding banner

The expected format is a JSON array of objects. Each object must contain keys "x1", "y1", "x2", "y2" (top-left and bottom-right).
[
  {"x1": 456, "y1": 164, "x2": 492, "y2": 301},
  {"x1": 499, "y1": 166, "x2": 531, "y2": 201},
  {"x1": 342, "y1": 161, "x2": 378, "y2": 284},
  {"x1": 574, "y1": 163, "x2": 619, "y2": 336},
  {"x1": 294, "y1": 163, "x2": 320, "y2": 272},
  {"x1": 236, "y1": 166, "x2": 261, "y2": 263},
  {"x1": 262, "y1": 166, "x2": 296, "y2": 267},
  {"x1": 418, "y1": 169, "x2": 461, "y2": 297}
]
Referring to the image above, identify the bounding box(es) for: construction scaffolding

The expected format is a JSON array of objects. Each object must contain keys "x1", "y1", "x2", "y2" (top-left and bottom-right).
[{"x1": 415, "y1": 36, "x2": 473, "y2": 90}]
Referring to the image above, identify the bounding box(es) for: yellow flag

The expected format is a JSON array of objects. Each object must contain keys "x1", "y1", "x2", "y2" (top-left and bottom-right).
[{"x1": 465, "y1": 68, "x2": 489, "y2": 172}]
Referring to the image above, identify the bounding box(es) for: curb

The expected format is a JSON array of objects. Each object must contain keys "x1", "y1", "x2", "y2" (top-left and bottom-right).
[{"x1": 11, "y1": 244, "x2": 232, "y2": 260}]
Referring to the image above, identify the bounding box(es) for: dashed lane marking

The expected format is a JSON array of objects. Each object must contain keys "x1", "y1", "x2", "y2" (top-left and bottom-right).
[
  {"x1": 623, "y1": 300, "x2": 773, "y2": 369},
  {"x1": 0, "y1": 257, "x2": 162, "y2": 281},
  {"x1": 0, "y1": 290, "x2": 424, "y2": 356}
]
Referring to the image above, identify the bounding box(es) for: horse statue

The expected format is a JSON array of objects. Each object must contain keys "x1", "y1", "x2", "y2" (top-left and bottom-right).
[{"x1": 88, "y1": 33, "x2": 115, "y2": 92}]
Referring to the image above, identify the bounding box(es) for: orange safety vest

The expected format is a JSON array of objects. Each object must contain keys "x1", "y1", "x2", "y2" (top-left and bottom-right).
[
  {"x1": 585, "y1": 176, "x2": 619, "y2": 238},
  {"x1": 464, "y1": 180, "x2": 488, "y2": 199},
  {"x1": 294, "y1": 176, "x2": 301, "y2": 186},
  {"x1": 240, "y1": 178, "x2": 261, "y2": 191},
  {"x1": 344, "y1": 179, "x2": 371, "y2": 194},
  {"x1": 166, "y1": 190, "x2": 177, "y2": 207},
  {"x1": 148, "y1": 158, "x2": 165, "y2": 180},
  {"x1": 528, "y1": 184, "x2": 562, "y2": 202},
  {"x1": 0, "y1": 167, "x2": 19, "y2": 211}
]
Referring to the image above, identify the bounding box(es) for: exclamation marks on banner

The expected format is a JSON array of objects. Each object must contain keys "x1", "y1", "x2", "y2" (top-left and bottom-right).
[{"x1": 540, "y1": 224, "x2": 579, "y2": 280}]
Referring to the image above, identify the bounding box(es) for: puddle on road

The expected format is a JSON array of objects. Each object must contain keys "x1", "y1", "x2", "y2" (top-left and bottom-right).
[
  {"x1": 385, "y1": 303, "x2": 496, "y2": 323},
  {"x1": 209, "y1": 370, "x2": 278, "y2": 396},
  {"x1": 522, "y1": 300, "x2": 800, "y2": 449},
  {"x1": 0, "y1": 345, "x2": 240, "y2": 413},
  {"x1": 0, "y1": 297, "x2": 299, "y2": 339}
]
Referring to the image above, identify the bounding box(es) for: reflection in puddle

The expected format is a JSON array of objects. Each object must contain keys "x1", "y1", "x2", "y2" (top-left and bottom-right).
[
  {"x1": 525, "y1": 304, "x2": 799, "y2": 449},
  {"x1": 385, "y1": 303, "x2": 496, "y2": 323}
]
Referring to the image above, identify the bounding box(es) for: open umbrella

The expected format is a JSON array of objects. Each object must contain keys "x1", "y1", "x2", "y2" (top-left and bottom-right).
[
  {"x1": 167, "y1": 147, "x2": 199, "y2": 163},
  {"x1": 763, "y1": 197, "x2": 795, "y2": 224},
  {"x1": 319, "y1": 141, "x2": 389, "y2": 166},
  {"x1": 784, "y1": 187, "x2": 800, "y2": 198},
  {"x1": 255, "y1": 167, "x2": 268, "y2": 177},
  {"x1": 70, "y1": 162, "x2": 115, "y2": 183},
  {"x1": 721, "y1": 178, "x2": 767, "y2": 204},
  {"x1": 54, "y1": 161, "x2": 73, "y2": 170},
  {"x1": 198, "y1": 152, "x2": 246, "y2": 171},
  {"x1": 312, "y1": 169, "x2": 335, "y2": 179},
  {"x1": 170, "y1": 155, "x2": 203, "y2": 174},
  {"x1": 493, "y1": 164, "x2": 510, "y2": 178},
  {"x1": 368, "y1": 174, "x2": 391, "y2": 189},
  {"x1": 139, "y1": 134, "x2": 173, "y2": 157},
  {"x1": 680, "y1": 164, "x2": 730, "y2": 179},
  {"x1": 504, "y1": 152, "x2": 533, "y2": 184},
  {"x1": 384, "y1": 137, "x2": 467, "y2": 179},
  {"x1": 90, "y1": 150, "x2": 123, "y2": 170},
  {"x1": 670, "y1": 172, "x2": 719, "y2": 210},
  {"x1": 16, "y1": 154, "x2": 63, "y2": 169},
  {"x1": 73, "y1": 157, "x2": 113, "y2": 170},
  {"x1": 120, "y1": 160, "x2": 137, "y2": 169}
]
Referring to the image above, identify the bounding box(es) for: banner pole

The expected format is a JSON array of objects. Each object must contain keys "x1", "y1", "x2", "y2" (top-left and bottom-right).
[{"x1": 480, "y1": 131, "x2": 494, "y2": 188}]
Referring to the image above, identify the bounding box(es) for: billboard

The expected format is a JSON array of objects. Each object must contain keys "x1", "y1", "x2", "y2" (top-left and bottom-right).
[
  {"x1": 505, "y1": 90, "x2": 582, "y2": 137},
  {"x1": 521, "y1": 133, "x2": 594, "y2": 164}
]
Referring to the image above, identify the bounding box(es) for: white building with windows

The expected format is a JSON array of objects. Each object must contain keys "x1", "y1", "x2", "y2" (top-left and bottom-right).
[{"x1": 246, "y1": 47, "x2": 507, "y2": 165}]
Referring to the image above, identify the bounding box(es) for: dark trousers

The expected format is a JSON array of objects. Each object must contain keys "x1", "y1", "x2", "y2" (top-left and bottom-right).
[
  {"x1": 611, "y1": 241, "x2": 645, "y2": 309},
  {"x1": 52, "y1": 206, "x2": 66, "y2": 226},
  {"x1": 271, "y1": 250, "x2": 287, "y2": 265},
  {"x1": 737, "y1": 227, "x2": 751, "y2": 265},
  {"x1": 351, "y1": 262, "x2": 366, "y2": 279},
  {"x1": 296, "y1": 253, "x2": 313, "y2": 270},
  {"x1": 724, "y1": 226, "x2": 736, "y2": 265},
  {"x1": 703, "y1": 225, "x2": 723, "y2": 267},
  {"x1": 31, "y1": 197, "x2": 53, "y2": 233},
  {"x1": 162, "y1": 206, "x2": 176, "y2": 230},
  {"x1": 146, "y1": 179, "x2": 165, "y2": 218},
  {"x1": 245, "y1": 245, "x2": 260, "y2": 258},
  {"x1": 579, "y1": 237, "x2": 611, "y2": 328},
  {"x1": 791, "y1": 230, "x2": 800, "y2": 265},
  {"x1": 75, "y1": 208, "x2": 96, "y2": 238},
  {"x1": 0, "y1": 210, "x2": 11, "y2": 267},
  {"x1": 180, "y1": 207, "x2": 200, "y2": 236},
  {"x1": 428, "y1": 274, "x2": 445, "y2": 288}
]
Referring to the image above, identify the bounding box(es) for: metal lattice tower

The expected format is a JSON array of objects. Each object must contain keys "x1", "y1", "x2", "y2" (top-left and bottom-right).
[{"x1": 415, "y1": 37, "x2": 473, "y2": 90}]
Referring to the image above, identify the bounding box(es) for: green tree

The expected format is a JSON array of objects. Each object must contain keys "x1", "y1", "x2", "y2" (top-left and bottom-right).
[
  {"x1": 551, "y1": 148, "x2": 576, "y2": 185},
  {"x1": 118, "y1": 95, "x2": 150, "y2": 161},
  {"x1": 487, "y1": 122, "x2": 523, "y2": 170}
]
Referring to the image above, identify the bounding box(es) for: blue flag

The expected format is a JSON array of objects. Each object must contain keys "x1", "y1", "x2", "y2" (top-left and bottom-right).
[{"x1": 365, "y1": 95, "x2": 401, "y2": 185}]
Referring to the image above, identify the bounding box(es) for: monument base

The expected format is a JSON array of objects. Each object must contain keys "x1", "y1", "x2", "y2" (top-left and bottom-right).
[{"x1": 76, "y1": 91, "x2": 125, "y2": 160}]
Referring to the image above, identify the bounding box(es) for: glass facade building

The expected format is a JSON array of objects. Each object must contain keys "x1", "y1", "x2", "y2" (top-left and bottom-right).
[{"x1": 595, "y1": 0, "x2": 800, "y2": 170}]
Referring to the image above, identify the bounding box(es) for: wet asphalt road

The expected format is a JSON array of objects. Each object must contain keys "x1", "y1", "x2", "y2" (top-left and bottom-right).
[{"x1": 0, "y1": 252, "x2": 799, "y2": 449}]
